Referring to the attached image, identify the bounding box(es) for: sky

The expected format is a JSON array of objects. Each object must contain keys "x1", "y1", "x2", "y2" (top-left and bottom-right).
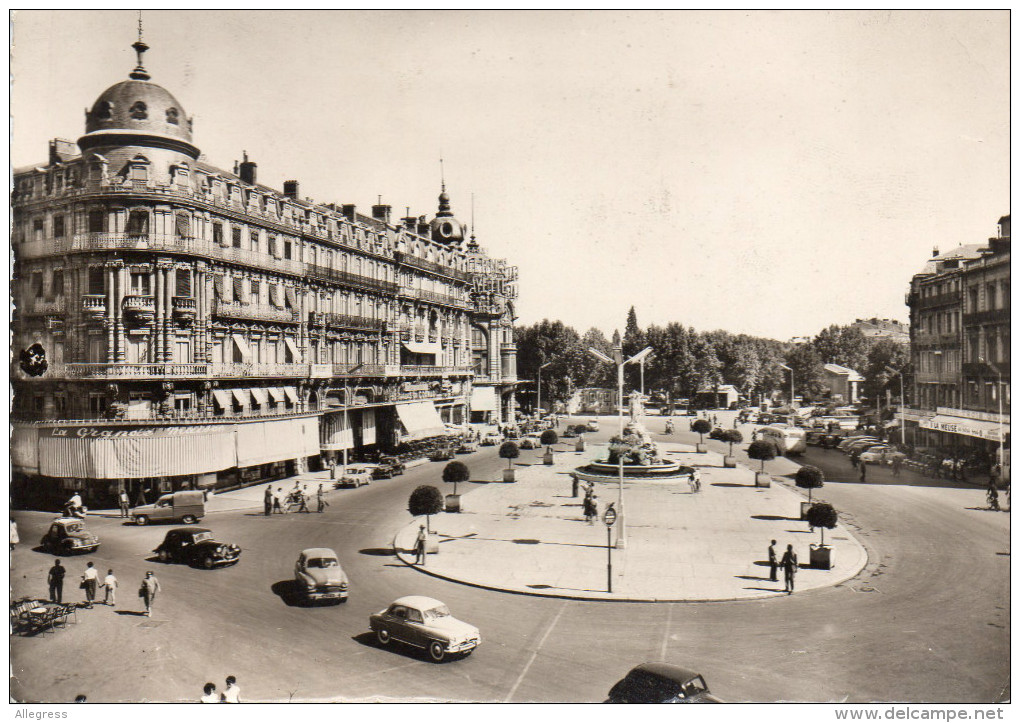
[{"x1": 10, "y1": 10, "x2": 1010, "y2": 342}]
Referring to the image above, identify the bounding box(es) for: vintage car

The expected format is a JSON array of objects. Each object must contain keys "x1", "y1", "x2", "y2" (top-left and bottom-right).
[
  {"x1": 40, "y1": 517, "x2": 100, "y2": 555},
  {"x1": 294, "y1": 548, "x2": 349, "y2": 604},
  {"x1": 859, "y1": 445, "x2": 908, "y2": 465},
  {"x1": 429, "y1": 445, "x2": 456, "y2": 462},
  {"x1": 153, "y1": 527, "x2": 241, "y2": 569},
  {"x1": 607, "y1": 663, "x2": 721, "y2": 703},
  {"x1": 480, "y1": 430, "x2": 503, "y2": 446},
  {"x1": 586, "y1": 418, "x2": 600, "y2": 432},
  {"x1": 369, "y1": 595, "x2": 481, "y2": 662},
  {"x1": 337, "y1": 465, "x2": 375, "y2": 488},
  {"x1": 372, "y1": 456, "x2": 406, "y2": 479},
  {"x1": 457, "y1": 439, "x2": 478, "y2": 454},
  {"x1": 519, "y1": 434, "x2": 543, "y2": 450}
]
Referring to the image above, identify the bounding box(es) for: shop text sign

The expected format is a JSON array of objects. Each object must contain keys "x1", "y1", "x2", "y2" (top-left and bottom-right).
[{"x1": 44, "y1": 426, "x2": 219, "y2": 439}]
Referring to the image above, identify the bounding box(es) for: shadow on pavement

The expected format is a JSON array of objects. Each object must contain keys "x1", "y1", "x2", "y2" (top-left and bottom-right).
[
  {"x1": 271, "y1": 579, "x2": 335, "y2": 608},
  {"x1": 350, "y1": 631, "x2": 451, "y2": 664},
  {"x1": 744, "y1": 586, "x2": 783, "y2": 593},
  {"x1": 114, "y1": 610, "x2": 147, "y2": 616},
  {"x1": 359, "y1": 548, "x2": 397, "y2": 556},
  {"x1": 711, "y1": 482, "x2": 755, "y2": 488},
  {"x1": 751, "y1": 514, "x2": 799, "y2": 522},
  {"x1": 735, "y1": 575, "x2": 772, "y2": 581},
  {"x1": 784, "y1": 529, "x2": 813, "y2": 534}
]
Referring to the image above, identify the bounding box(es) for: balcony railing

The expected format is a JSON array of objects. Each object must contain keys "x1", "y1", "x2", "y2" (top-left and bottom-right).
[
  {"x1": 214, "y1": 300, "x2": 299, "y2": 324},
  {"x1": 399, "y1": 287, "x2": 469, "y2": 308},
  {"x1": 122, "y1": 295, "x2": 155, "y2": 325},
  {"x1": 23, "y1": 297, "x2": 66, "y2": 315},
  {"x1": 394, "y1": 251, "x2": 471, "y2": 282},
  {"x1": 963, "y1": 308, "x2": 1010, "y2": 326},
  {"x1": 308, "y1": 311, "x2": 386, "y2": 332},
  {"x1": 81, "y1": 295, "x2": 107, "y2": 319},
  {"x1": 305, "y1": 263, "x2": 399, "y2": 295},
  {"x1": 172, "y1": 296, "x2": 197, "y2": 320},
  {"x1": 56, "y1": 362, "x2": 311, "y2": 379},
  {"x1": 916, "y1": 291, "x2": 961, "y2": 310}
]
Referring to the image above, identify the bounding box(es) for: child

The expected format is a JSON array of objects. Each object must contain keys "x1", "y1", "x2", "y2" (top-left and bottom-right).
[{"x1": 101, "y1": 569, "x2": 118, "y2": 606}]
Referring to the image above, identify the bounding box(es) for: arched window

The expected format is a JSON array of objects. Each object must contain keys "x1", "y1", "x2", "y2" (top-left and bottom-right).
[
  {"x1": 94, "y1": 101, "x2": 113, "y2": 120},
  {"x1": 129, "y1": 101, "x2": 147, "y2": 120},
  {"x1": 166, "y1": 107, "x2": 179, "y2": 125}
]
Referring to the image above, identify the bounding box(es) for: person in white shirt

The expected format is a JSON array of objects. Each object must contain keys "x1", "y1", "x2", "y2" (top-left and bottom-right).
[
  {"x1": 101, "y1": 569, "x2": 118, "y2": 606},
  {"x1": 200, "y1": 683, "x2": 218, "y2": 703},
  {"x1": 221, "y1": 676, "x2": 241, "y2": 703},
  {"x1": 82, "y1": 562, "x2": 99, "y2": 608}
]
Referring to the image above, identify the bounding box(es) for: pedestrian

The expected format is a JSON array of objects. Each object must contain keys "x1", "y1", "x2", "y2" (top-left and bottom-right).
[
  {"x1": 768, "y1": 540, "x2": 778, "y2": 582},
  {"x1": 263, "y1": 486, "x2": 273, "y2": 517},
  {"x1": 221, "y1": 675, "x2": 241, "y2": 703},
  {"x1": 118, "y1": 488, "x2": 131, "y2": 518},
  {"x1": 10, "y1": 518, "x2": 18, "y2": 550},
  {"x1": 81, "y1": 561, "x2": 98, "y2": 608},
  {"x1": 987, "y1": 481, "x2": 1000, "y2": 511},
  {"x1": 751, "y1": 429, "x2": 758, "y2": 442},
  {"x1": 587, "y1": 494, "x2": 598, "y2": 525},
  {"x1": 135, "y1": 485, "x2": 148, "y2": 508},
  {"x1": 140, "y1": 571, "x2": 160, "y2": 617},
  {"x1": 316, "y1": 483, "x2": 328, "y2": 513},
  {"x1": 272, "y1": 486, "x2": 284, "y2": 514},
  {"x1": 48, "y1": 559, "x2": 65, "y2": 603},
  {"x1": 297, "y1": 486, "x2": 309, "y2": 513},
  {"x1": 850, "y1": 450, "x2": 860, "y2": 470},
  {"x1": 415, "y1": 525, "x2": 427, "y2": 565},
  {"x1": 859, "y1": 462, "x2": 867, "y2": 483},
  {"x1": 101, "y1": 569, "x2": 118, "y2": 606},
  {"x1": 200, "y1": 683, "x2": 219, "y2": 703},
  {"x1": 892, "y1": 456, "x2": 902, "y2": 478},
  {"x1": 571, "y1": 475, "x2": 579, "y2": 498},
  {"x1": 781, "y1": 544, "x2": 798, "y2": 594}
]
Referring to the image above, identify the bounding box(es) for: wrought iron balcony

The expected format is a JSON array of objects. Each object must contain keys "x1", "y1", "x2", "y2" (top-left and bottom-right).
[
  {"x1": 214, "y1": 300, "x2": 299, "y2": 324},
  {"x1": 308, "y1": 311, "x2": 386, "y2": 332},
  {"x1": 393, "y1": 251, "x2": 471, "y2": 282}
]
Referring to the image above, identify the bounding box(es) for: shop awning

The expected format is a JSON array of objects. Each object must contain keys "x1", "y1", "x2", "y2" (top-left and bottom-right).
[
  {"x1": 284, "y1": 338, "x2": 301, "y2": 363},
  {"x1": 236, "y1": 417, "x2": 320, "y2": 467},
  {"x1": 250, "y1": 387, "x2": 269, "y2": 407},
  {"x1": 919, "y1": 414, "x2": 1009, "y2": 441},
  {"x1": 362, "y1": 408, "x2": 376, "y2": 445},
  {"x1": 471, "y1": 385, "x2": 498, "y2": 412},
  {"x1": 402, "y1": 341, "x2": 442, "y2": 357},
  {"x1": 212, "y1": 390, "x2": 231, "y2": 408},
  {"x1": 232, "y1": 333, "x2": 251, "y2": 363},
  {"x1": 283, "y1": 386, "x2": 299, "y2": 405},
  {"x1": 231, "y1": 388, "x2": 250, "y2": 409},
  {"x1": 319, "y1": 411, "x2": 354, "y2": 451},
  {"x1": 267, "y1": 387, "x2": 286, "y2": 403},
  {"x1": 11, "y1": 426, "x2": 39, "y2": 474},
  {"x1": 396, "y1": 401, "x2": 446, "y2": 440}
]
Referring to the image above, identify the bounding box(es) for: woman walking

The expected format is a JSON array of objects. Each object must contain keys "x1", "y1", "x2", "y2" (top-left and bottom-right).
[{"x1": 140, "y1": 571, "x2": 161, "y2": 617}]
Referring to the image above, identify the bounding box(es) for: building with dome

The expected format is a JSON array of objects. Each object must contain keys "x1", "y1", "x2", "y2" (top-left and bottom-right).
[{"x1": 11, "y1": 35, "x2": 519, "y2": 507}]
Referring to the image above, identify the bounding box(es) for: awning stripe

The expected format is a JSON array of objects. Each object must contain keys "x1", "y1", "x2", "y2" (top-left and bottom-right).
[
  {"x1": 232, "y1": 333, "x2": 251, "y2": 362},
  {"x1": 267, "y1": 387, "x2": 286, "y2": 403},
  {"x1": 284, "y1": 386, "x2": 299, "y2": 405},
  {"x1": 284, "y1": 338, "x2": 301, "y2": 362},
  {"x1": 212, "y1": 390, "x2": 231, "y2": 408},
  {"x1": 250, "y1": 387, "x2": 269, "y2": 406},
  {"x1": 231, "y1": 388, "x2": 250, "y2": 408}
]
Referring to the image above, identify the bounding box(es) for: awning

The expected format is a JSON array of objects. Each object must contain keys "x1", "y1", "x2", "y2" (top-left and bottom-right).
[
  {"x1": 402, "y1": 341, "x2": 442, "y2": 357},
  {"x1": 471, "y1": 385, "x2": 498, "y2": 412},
  {"x1": 232, "y1": 333, "x2": 251, "y2": 363},
  {"x1": 212, "y1": 390, "x2": 231, "y2": 408},
  {"x1": 236, "y1": 417, "x2": 320, "y2": 468},
  {"x1": 267, "y1": 387, "x2": 286, "y2": 403},
  {"x1": 362, "y1": 408, "x2": 376, "y2": 445},
  {"x1": 284, "y1": 338, "x2": 301, "y2": 363},
  {"x1": 11, "y1": 426, "x2": 39, "y2": 474},
  {"x1": 231, "y1": 388, "x2": 250, "y2": 409},
  {"x1": 284, "y1": 386, "x2": 299, "y2": 405},
  {"x1": 320, "y1": 412, "x2": 354, "y2": 451},
  {"x1": 396, "y1": 401, "x2": 446, "y2": 440},
  {"x1": 919, "y1": 415, "x2": 1009, "y2": 441},
  {"x1": 250, "y1": 387, "x2": 268, "y2": 407}
]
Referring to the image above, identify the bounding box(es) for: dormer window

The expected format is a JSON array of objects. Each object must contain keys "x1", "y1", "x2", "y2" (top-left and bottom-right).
[
  {"x1": 166, "y1": 107, "x2": 179, "y2": 125},
  {"x1": 129, "y1": 101, "x2": 148, "y2": 120}
]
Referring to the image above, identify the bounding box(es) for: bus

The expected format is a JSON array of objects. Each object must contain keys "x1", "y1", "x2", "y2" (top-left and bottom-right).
[{"x1": 759, "y1": 425, "x2": 807, "y2": 456}]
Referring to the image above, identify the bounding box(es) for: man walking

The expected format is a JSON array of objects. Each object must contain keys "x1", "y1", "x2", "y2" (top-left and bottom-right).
[
  {"x1": 859, "y1": 461, "x2": 867, "y2": 483},
  {"x1": 263, "y1": 486, "x2": 273, "y2": 517},
  {"x1": 781, "y1": 544, "x2": 798, "y2": 594},
  {"x1": 768, "y1": 539, "x2": 778, "y2": 582},
  {"x1": 296, "y1": 486, "x2": 310, "y2": 513},
  {"x1": 272, "y1": 486, "x2": 284, "y2": 514},
  {"x1": 118, "y1": 488, "x2": 131, "y2": 518},
  {"x1": 101, "y1": 569, "x2": 118, "y2": 606},
  {"x1": 140, "y1": 571, "x2": 161, "y2": 617},
  {"x1": 316, "y1": 483, "x2": 329, "y2": 513},
  {"x1": 892, "y1": 456, "x2": 902, "y2": 478},
  {"x1": 414, "y1": 525, "x2": 427, "y2": 565},
  {"x1": 81, "y1": 561, "x2": 98, "y2": 608},
  {"x1": 48, "y1": 559, "x2": 65, "y2": 603}
]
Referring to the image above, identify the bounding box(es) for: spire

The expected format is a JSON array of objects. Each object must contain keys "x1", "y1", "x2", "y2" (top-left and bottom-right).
[
  {"x1": 440, "y1": 155, "x2": 445, "y2": 193},
  {"x1": 130, "y1": 11, "x2": 151, "y2": 80},
  {"x1": 468, "y1": 192, "x2": 478, "y2": 249}
]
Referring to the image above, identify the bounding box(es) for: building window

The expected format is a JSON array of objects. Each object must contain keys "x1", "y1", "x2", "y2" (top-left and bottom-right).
[
  {"x1": 52, "y1": 269, "x2": 64, "y2": 297},
  {"x1": 129, "y1": 101, "x2": 147, "y2": 120},
  {"x1": 175, "y1": 213, "x2": 190, "y2": 239},
  {"x1": 175, "y1": 269, "x2": 192, "y2": 298},
  {"x1": 174, "y1": 394, "x2": 192, "y2": 413},
  {"x1": 251, "y1": 281, "x2": 261, "y2": 306},
  {"x1": 213, "y1": 222, "x2": 224, "y2": 246},
  {"x1": 130, "y1": 271, "x2": 151, "y2": 296},
  {"x1": 969, "y1": 287, "x2": 979, "y2": 313},
  {"x1": 88, "y1": 267, "x2": 105, "y2": 295},
  {"x1": 53, "y1": 215, "x2": 65, "y2": 238},
  {"x1": 127, "y1": 210, "x2": 149, "y2": 236},
  {"x1": 31, "y1": 271, "x2": 43, "y2": 297},
  {"x1": 33, "y1": 218, "x2": 44, "y2": 240},
  {"x1": 89, "y1": 394, "x2": 107, "y2": 415},
  {"x1": 88, "y1": 210, "x2": 105, "y2": 233},
  {"x1": 232, "y1": 227, "x2": 242, "y2": 248},
  {"x1": 166, "y1": 107, "x2": 179, "y2": 125},
  {"x1": 283, "y1": 240, "x2": 292, "y2": 259},
  {"x1": 94, "y1": 101, "x2": 113, "y2": 120},
  {"x1": 268, "y1": 236, "x2": 277, "y2": 256}
]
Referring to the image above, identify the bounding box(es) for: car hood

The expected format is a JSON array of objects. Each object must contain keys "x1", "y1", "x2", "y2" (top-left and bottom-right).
[
  {"x1": 426, "y1": 617, "x2": 478, "y2": 638},
  {"x1": 58, "y1": 530, "x2": 98, "y2": 542},
  {"x1": 302, "y1": 568, "x2": 347, "y2": 585}
]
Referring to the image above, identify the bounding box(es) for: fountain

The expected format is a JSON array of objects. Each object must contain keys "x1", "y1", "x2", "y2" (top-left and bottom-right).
[{"x1": 572, "y1": 420, "x2": 696, "y2": 483}]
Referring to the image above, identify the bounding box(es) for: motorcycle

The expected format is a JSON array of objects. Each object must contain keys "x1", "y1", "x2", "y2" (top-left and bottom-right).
[
  {"x1": 63, "y1": 503, "x2": 88, "y2": 519},
  {"x1": 664, "y1": 420, "x2": 675, "y2": 435}
]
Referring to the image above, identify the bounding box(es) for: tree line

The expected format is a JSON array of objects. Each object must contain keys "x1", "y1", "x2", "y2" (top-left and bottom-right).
[{"x1": 515, "y1": 307, "x2": 908, "y2": 408}]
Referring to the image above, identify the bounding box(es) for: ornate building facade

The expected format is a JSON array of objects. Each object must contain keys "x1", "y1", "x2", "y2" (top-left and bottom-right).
[{"x1": 11, "y1": 37, "x2": 518, "y2": 507}]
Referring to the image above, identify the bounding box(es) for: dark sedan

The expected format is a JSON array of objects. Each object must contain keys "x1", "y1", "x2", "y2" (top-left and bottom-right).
[
  {"x1": 154, "y1": 528, "x2": 241, "y2": 569},
  {"x1": 372, "y1": 456, "x2": 406, "y2": 479},
  {"x1": 607, "y1": 663, "x2": 721, "y2": 703}
]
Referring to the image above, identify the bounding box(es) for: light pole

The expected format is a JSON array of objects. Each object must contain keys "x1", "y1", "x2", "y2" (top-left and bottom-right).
[
  {"x1": 885, "y1": 365, "x2": 908, "y2": 448},
  {"x1": 778, "y1": 363, "x2": 794, "y2": 408},
  {"x1": 979, "y1": 358, "x2": 1005, "y2": 483},
  {"x1": 589, "y1": 340, "x2": 652, "y2": 549},
  {"x1": 536, "y1": 361, "x2": 552, "y2": 416},
  {"x1": 342, "y1": 363, "x2": 364, "y2": 474}
]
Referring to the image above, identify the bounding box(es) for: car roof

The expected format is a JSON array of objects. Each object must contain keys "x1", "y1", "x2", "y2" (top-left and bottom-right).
[
  {"x1": 629, "y1": 662, "x2": 702, "y2": 682},
  {"x1": 391, "y1": 595, "x2": 444, "y2": 610},
  {"x1": 170, "y1": 527, "x2": 211, "y2": 534},
  {"x1": 300, "y1": 547, "x2": 338, "y2": 558}
]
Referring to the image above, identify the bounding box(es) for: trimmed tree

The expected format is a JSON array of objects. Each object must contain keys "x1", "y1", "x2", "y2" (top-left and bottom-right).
[
  {"x1": 691, "y1": 418, "x2": 712, "y2": 445},
  {"x1": 805, "y1": 502, "x2": 838, "y2": 546},
  {"x1": 720, "y1": 429, "x2": 744, "y2": 456},
  {"x1": 747, "y1": 439, "x2": 777, "y2": 473},
  {"x1": 795, "y1": 465, "x2": 824, "y2": 503},
  {"x1": 499, "y1": 441, "x2": 520, "y2": 471},
  {"x1": 442, "y1": 461, "x2": 470, "y2": 496},
  {"x1": 408, "y1": 485, "x2": 444, "y2": 533},
  {"x1": 540, "y1": 429, "x2": 559, "y2": 453}
]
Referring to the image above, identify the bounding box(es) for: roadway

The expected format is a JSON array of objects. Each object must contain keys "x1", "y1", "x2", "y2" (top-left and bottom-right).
[{"x1": 9, "y1": 411, "x2": 1010, "y2": 703}]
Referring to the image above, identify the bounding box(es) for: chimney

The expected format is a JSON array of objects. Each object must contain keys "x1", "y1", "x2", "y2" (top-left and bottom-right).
[
  {"x1": 372, "y1": 203, "x2": 392, "y2": 224},
  {"x1": 341, "y1": 204, "x2": 356, "y2": 221},
  {"x1": 283, "y1": 180, "x2": 300, "y2": 200},
  {"x1": 401, "y1": 216, "x2": 417, "y2": 231},
  {"x1": 48, "y1": 138, "x2": 77, "y2": 165},
  {"x1": 239, "y1": 151, "x2": 257, "y2": 185},
  {"x1": 417, "y1": 215, "x2": 430, "y2": 237},
  {"x1": 932, "y1": 246, "x2": 939, "y2": 258}
]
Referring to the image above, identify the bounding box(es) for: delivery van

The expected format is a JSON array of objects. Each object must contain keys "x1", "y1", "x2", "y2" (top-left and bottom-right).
[{"x1": 133, "y1": 490, "x2": 206, "y2": 526}]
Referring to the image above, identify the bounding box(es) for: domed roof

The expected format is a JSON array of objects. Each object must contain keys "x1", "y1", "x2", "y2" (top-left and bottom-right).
[
  {"x1": 430, "y1": 186, "x2": 465, "y2": 244},
  {"x1": 85, "y1": 78, "x2": 192, "y2": 143}
]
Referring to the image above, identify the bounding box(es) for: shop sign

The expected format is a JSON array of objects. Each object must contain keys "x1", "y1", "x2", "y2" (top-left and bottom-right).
[{"x1": 42, "y1": 425, "x2": 220, "y2": 439}]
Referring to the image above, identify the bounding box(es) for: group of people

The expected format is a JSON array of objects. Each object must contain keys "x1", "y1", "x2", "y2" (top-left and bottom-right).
[
  {"x1": 263, "y1": 482, "x2": 329, "y2": 515},
  {"x1": 201, "y1": 676, "x2": 241, "y2": 703},
  {"x1": 767, "y1": 539, "x2": 799, "y2": 594},
  {"x1": 47, "y1": 560, "x2": 160, "y2": 616}
]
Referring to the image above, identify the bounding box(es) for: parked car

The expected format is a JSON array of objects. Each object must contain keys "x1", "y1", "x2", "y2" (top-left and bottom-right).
[
  {"x1": 520, "y1": 435, "x2": 543, "y2": 450},
  {"x1": 429, "y1": 445, "x2": 456, "y2": 462},
  {"x1": 337, "y1": 465, "x2": 374, "y2": 488},
  {"x1": 40, "y1": 517, "x2": 100, "y2": 555},
  {"x1": 607, "y1": 663, "x2": 721, "y2": 703},
  {"x1": 369, "y1": 595, "x2": 481, "y2": 662},
  {"x1": 859, "y1": 445, "x2": 907, "y2": 465},
  {"x1": 481, "y1": 431, "x2": 503, "y2": 446},
  {"x1": 132, "y1": 490, "x2": 205, "y2": 526},
  {"x1": 373, "y1": 456, "x2": 405, "y2": 479},
  {"x1": 845, "y1": 439, "x2": 884, "y2": 455},
  {"x1": 294, "y1": 548, "x2": 349, "y2": 604},
  {"x1": 457, "y1": 439, "x2": 478, "y2": 454},
  {"x1": 561, "y1": 426, "x2": 578, "y2": 438},
  {"x1": 837, "y1": 435, "x2": 878, "y2": 452},
  {"x1": 586, "y1": 419, "x2": 600, "y2": 432},
  {"x1": 153, "y1": 527, "x2": 240, "y2": 569}
]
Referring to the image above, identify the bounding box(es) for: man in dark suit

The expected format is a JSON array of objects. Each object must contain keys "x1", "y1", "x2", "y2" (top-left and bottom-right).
[
  {"x1": 781, "y1": 544, "x2": 798, "y2": 594},
  {"x1": 768, "y1": 540, "x2": 778, "y2": 582}
]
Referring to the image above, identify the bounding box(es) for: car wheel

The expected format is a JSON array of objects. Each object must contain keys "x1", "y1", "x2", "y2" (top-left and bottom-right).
[
  {"x1": 428, "y1": 641, "x2": 446, "y2": 662},
  {"x1": 202, "y1": 556, "x2": 215, "y2": 569},
  {"x1": 135, "y1": 515, "x2": 148, "y2": 526},
  {"x1": 181, "y1": 515, "x2": 196, "y2": 524},
  {"x1": 158, "y1": 549, "x2": 169, "y2": 563},
  {"x1": 376, "y1": 628, "x2": 390, "y2": 645}
]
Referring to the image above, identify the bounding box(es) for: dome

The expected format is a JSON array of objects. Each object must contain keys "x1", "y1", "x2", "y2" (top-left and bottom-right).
[
  {"x1": 430, "y1": 186, "x2": 465, "y2": 244},
  {"x1": 85, "y1": 79, "x2": 192, "y2": 143}
]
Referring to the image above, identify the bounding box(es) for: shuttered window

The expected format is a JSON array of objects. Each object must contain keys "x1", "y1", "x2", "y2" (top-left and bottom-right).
[
  {"x1": 175, "y1": 269, "x2": 192, "y2": 298},
  {"x1": 88, "y1": 267, "x2": 105, "y2": 295},
  {"x1": 233, "y1": 277, "x2": 245, "y2": 303}
]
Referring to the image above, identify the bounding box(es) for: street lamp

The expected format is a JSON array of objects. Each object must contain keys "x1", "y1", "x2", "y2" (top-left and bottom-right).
[
  {"x1": 978, "y1": 358, "x2": 1005, "y2": 482},
  {"x1": 589, "y1": 341, "x2": 652, "y2": 549},
  {"x1": 536, "y1": 361, "x2": 552, "y2": 416},
  {"x1": 342, "y1": 363, "x2": 364, "y2": 475},
  {"x1": 884, "y1": 365, "x2": 909, "y2": 448},
  {"x1": 778, "y1": 363, "x2": 794, "y2": 408}
]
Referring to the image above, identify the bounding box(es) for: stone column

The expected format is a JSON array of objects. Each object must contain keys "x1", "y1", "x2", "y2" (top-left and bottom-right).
[
  {"x1": 115, "y1": 265, "x2": 127, "y2": 362},
  {"x1": 163, "y1": 265, "x2": 173, "y2": 362},
  {"x1": 154, "y1": 265, "x2": 165, "y2": 363},
  {"x1": 105, "y1": 264, "x2": 116, "y2": 363}
]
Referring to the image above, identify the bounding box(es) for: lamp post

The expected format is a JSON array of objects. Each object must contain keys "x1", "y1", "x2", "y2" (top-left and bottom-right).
[
  {"x1": 536, "y1": 361, "x2": 552, "y2": 416},
  {"x1": 589, "y1": 339, "x2": 652, "y2": 549},
  {"x1": 885, "y1": 365, "x2": 908, "y2": 448},
  {"x1": 342, "y1": 363, "x2": 364, "y2": 475},
  {"x1": 778, "y1": 363, "x2": 794, "y2": 408},
  {"x1": 979, "y1": 358, "x2": 1005, "y2": 483}
]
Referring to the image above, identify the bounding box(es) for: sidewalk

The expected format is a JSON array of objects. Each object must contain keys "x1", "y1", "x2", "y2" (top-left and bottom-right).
[{"x1": 393, "y1": 441, "x2": 868, "y2": 602}]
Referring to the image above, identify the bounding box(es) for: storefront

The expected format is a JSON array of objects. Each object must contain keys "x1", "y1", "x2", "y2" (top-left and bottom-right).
[
  {"x1": 395, "y1": 401, "x2": 446, "y2": 441},
  {"x1": 470, "y1": 385, "x2": 498, "y2": 424}
]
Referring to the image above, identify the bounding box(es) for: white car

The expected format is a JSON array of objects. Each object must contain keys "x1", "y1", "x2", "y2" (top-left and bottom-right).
[
  {"x1": 481, "y1": 431, "x2": 503, "y2": 446},
  {"x1": 586, "y1": 418, "x2": 600, "y2": 432},
  {"x1": 859, "y1": 446, "x2": 907, "y2": 465},
  {"x1": 520, "y1": 435, "x2": 543, "y2": 450},
  {"x1": 337, "y1": 465, "x2": 375, "y2": 488},
  {"x1": 369, "y1": 596, "x2": 481, "y2": 662}
]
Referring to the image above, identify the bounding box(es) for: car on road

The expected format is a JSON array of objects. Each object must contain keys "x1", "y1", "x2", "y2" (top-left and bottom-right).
[
  {"x1": 859, "y1": 445, "x2": 907, "y2": 465},
  {"x1": 844, "y1": 439, "x2": 884, "y2": 455},
  {"x1": 429, "y1": 445, "x2": 456, "y2": 462},
  {"x1": 337, "y1": 465, "x2": 375, "y2": 488},
  {"x1": 457, "y1": 439, "x2": 478, "y2": 454},
  {"x1": 586, "y1": 418, "x2": 600, "y2": 432},
  {"x1": 40, "y1": 517, "x2": 100, "y2": 555},
  {"x1": 369, "y1": 595, "x2": 481, "y2": 662},
  {"x1": 480, "y1": 431, "x2": 503, "y2": 446},
  {"x1": 519, "y1": 434, "x2": 543, "y2": 450},
  {"x1": 372, "y1": 456, "x2": 405, "y2": 479},
  {"x1": 154, "y1": 527, "x2": 241, "y2": 569},
  {"x1": 837, "y1": 435, "x2": 878, "y2": 452},
  {"x1": 294, "y1": 548, "x2": 349, "y2": 604},
  {"x1": 607, "y1": 663, "x2": 721, "y2": 703}
]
